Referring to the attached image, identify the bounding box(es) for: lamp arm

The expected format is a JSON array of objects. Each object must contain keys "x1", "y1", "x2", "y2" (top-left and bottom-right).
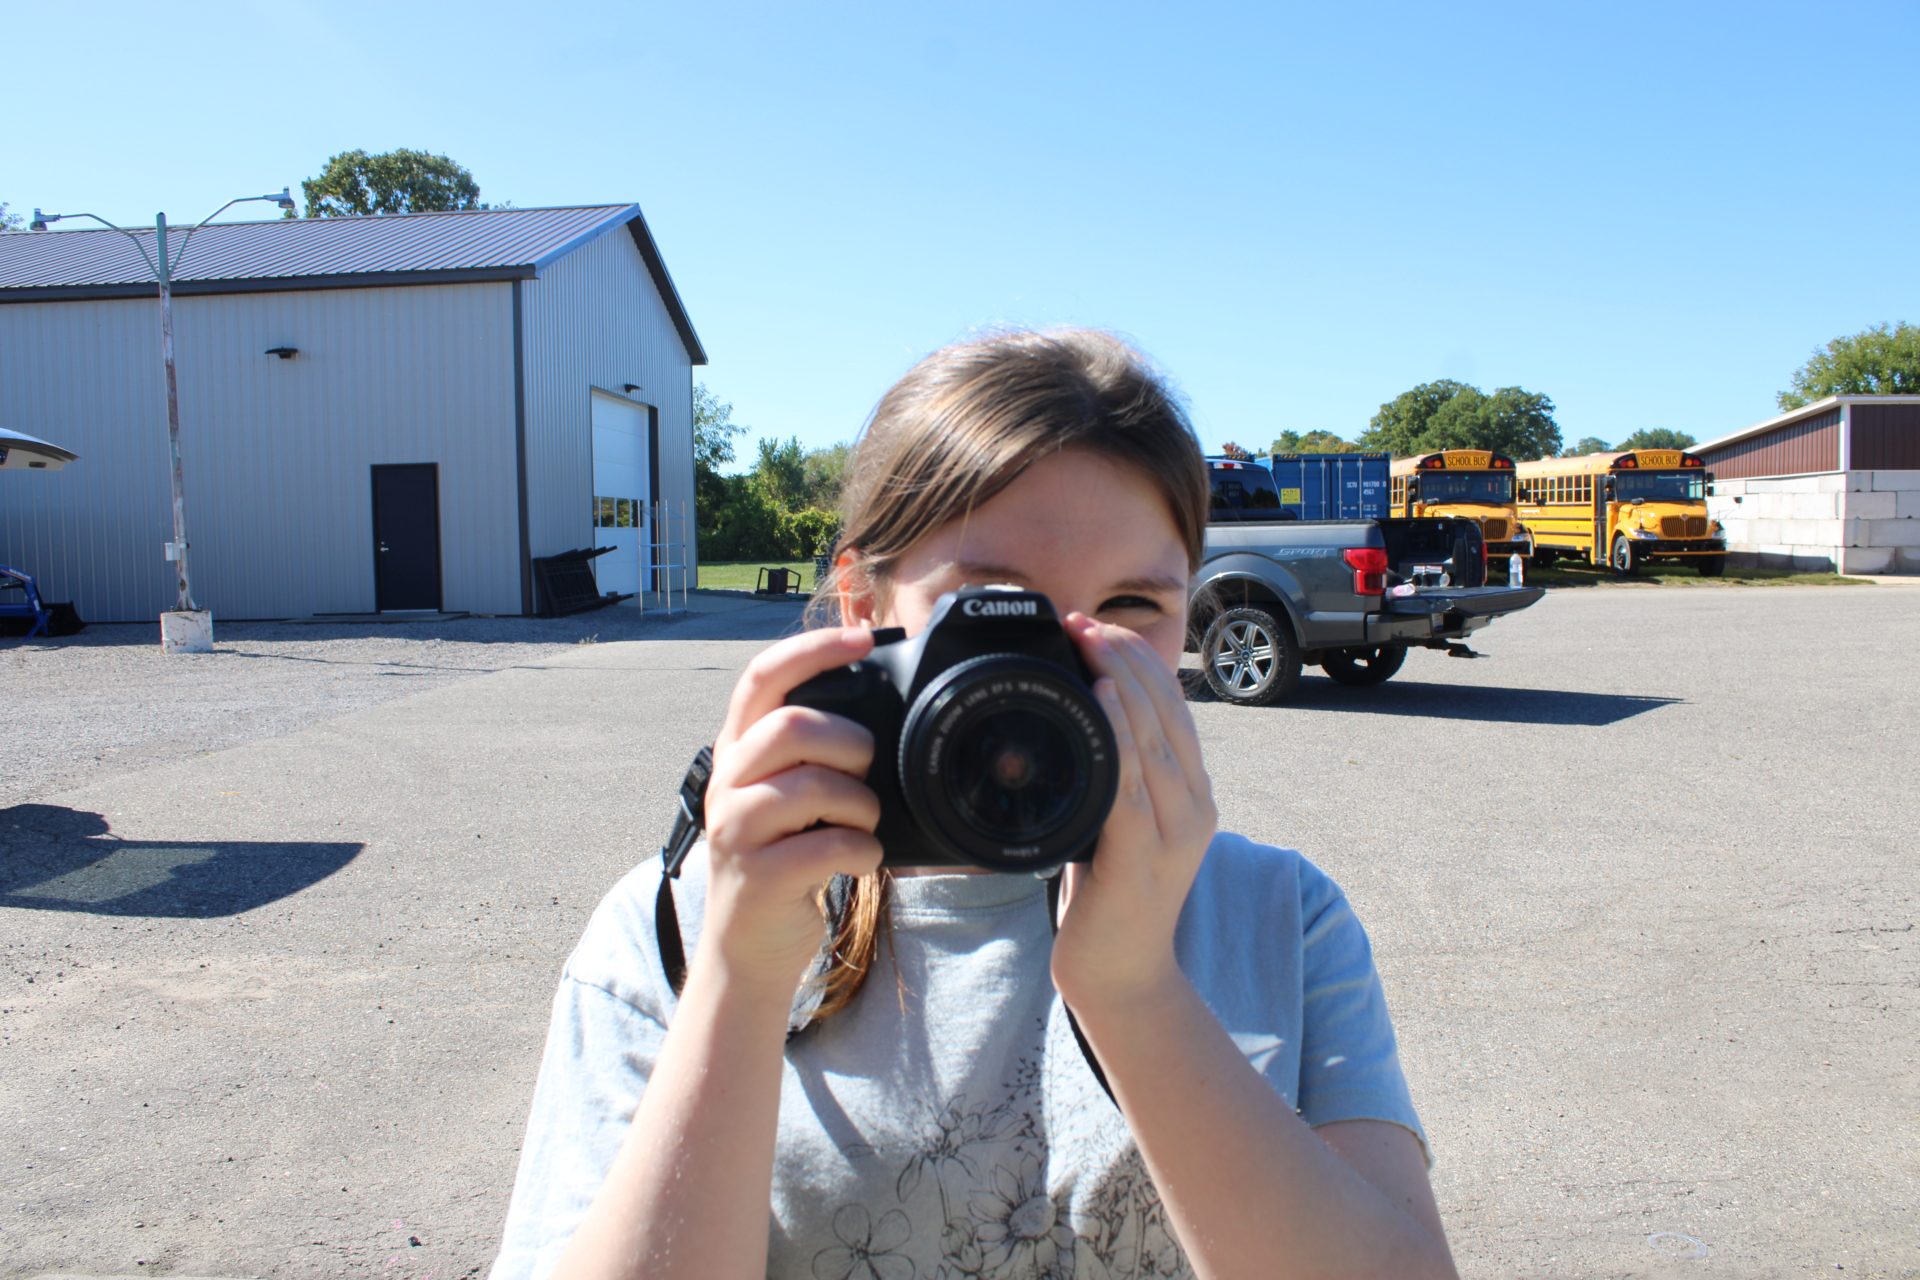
[{"x1": 50, "y1": 212, "x2": 162, "y2": 280}]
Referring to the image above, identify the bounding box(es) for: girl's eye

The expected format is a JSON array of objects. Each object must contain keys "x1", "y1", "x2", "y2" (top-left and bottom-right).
[{"x1": 1099, "y1": 596, "x2": 1162, "y2": 614}]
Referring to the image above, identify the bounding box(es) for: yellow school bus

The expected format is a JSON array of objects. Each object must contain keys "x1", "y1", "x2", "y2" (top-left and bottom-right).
[
  {"x1": 1515, "y1": 450, "x2": 1727, "y2": 575},
  {"x1": 1388, "y1": 450, "x2": 1533, "y2": 559}
]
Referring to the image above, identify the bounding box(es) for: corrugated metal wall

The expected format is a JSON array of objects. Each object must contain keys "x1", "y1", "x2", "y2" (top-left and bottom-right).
[
  {"x1": 1849, "y1": 402, "x2": 1920, "y2": 468},
  {"x1": 519, "y1": 223, "x2": 697, "y2": 589},
  {"x1": 0, "y1": 283, "x2": 521, "y2": 621},
  {"x1": 1697, "y1": 408, "x2": 1841, "y2": 479}
]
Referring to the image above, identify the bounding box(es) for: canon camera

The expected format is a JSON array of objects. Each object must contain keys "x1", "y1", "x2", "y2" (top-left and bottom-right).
[{"x1": 785, "y1": 586, "x2": 1119, "y2": 873}]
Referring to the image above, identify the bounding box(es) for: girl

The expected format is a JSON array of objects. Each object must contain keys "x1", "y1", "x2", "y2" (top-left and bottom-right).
[{"x1": 493, "y1": 329, "x2": 1456, "y2": 1280}]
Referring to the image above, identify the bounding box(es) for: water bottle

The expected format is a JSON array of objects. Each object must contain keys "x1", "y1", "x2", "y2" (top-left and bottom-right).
[{"x1": 1509, "y1": 553, "x2": 1524, "y2": 584}]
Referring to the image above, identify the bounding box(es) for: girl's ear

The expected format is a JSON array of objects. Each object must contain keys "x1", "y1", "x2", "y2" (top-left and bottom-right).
[{"x1": 836, "y1": 550, "x2": 879, "y2": 627}]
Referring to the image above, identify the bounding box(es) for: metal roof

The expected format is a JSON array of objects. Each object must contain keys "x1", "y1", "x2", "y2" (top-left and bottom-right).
[
  {"x1": 1692, "y1": 394, "x2": 1920, "y2": 455},
  {"x1": 0, "y1": 204, "x2": 705, "y2": 363}
]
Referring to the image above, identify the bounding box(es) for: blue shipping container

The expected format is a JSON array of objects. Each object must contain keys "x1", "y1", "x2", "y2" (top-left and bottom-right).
[{"x1": 1263, "y1": 453, "x2": 1390, "y2": 520}]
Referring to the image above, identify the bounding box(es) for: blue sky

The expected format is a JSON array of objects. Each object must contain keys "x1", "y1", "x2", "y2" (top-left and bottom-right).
[{"x1": 7, "y1": 0, "x2": 1916, "y2": 464}]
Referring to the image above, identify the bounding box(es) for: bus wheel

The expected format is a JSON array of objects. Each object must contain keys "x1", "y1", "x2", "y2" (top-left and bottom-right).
[
  {"x1": 1201, "y1": 606, "x2": 1302, "y2": 706},
  {"x1": 1698, "y1": 556, "x2": 1726, "y2": 577},
  {"x1": 1322, "y1": 644, "x2": 1407, "y2": 687},
  {"x1": 1611, "y1": 534, "x2": 1637, "y2": 575}
]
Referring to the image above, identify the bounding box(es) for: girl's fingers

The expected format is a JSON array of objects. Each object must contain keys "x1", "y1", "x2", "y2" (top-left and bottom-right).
[
  {"x1": 1092, "y1": 674, "x2": 1147, "y2": 814},
  {"x1": 707, "y1": 763, "x2": 883, "y2": 853},
  {"x1": 748, "y1": 823, "x2": 884, "y2": 888},
  {"x1": 1080, "y1": 625, "x2": 1198, "y2": 833},
  {"x1": 719, "y1": 705, "x2": 876, "y2": 790},
  {"x1": 717, "y1": 626, "x2": 875, "y2": 751}
]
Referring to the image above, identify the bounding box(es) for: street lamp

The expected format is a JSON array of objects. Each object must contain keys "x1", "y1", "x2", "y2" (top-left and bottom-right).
[{"x1": 31, "y1": 189, "x2": 297, "y2": 652}]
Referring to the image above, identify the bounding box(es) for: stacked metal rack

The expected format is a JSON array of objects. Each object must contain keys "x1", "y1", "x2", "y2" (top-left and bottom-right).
[{"x1": 641, "y1": 498, "x2": 693, "y2": 615}]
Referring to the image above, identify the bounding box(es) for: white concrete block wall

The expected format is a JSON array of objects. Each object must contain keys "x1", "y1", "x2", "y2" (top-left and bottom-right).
[
  {"x1": 1848, "y1": 491, "x2": 1898, "y2": 520},
  {"x1": 1842, "y1": 547, "x2": 1896, "y2": 574},
  {"x1": 1716, "y1": 471, "x2": 1919, "y2": 573}
]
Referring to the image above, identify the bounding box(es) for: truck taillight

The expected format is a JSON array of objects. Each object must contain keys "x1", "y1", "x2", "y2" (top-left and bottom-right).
[{"x1": 1343, "y1": 547, "x2": 1388, "y2": 595}]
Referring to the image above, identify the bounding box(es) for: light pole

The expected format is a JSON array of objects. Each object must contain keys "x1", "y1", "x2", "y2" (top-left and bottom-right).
[{"x1": 30, "y1": 190, "x2": 297, "y2": 651}]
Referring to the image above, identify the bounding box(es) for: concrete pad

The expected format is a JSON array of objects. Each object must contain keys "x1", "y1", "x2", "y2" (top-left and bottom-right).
[{"x1": 6, "y1": 589, "x2": 1920, "y2": 1278}]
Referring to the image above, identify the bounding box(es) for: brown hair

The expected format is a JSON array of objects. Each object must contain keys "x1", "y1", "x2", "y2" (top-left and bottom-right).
[{"x1": 806, "y1": 328, "x2": 1208, "y2": 1023}]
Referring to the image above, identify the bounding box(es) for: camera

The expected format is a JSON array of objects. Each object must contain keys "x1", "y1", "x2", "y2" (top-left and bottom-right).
[{"x1": 785, "y1": 586, "x2": 1118, "y2": 873}]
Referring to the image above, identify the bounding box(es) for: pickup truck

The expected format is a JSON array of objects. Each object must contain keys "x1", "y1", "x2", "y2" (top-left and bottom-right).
[{"x1": 1190, "y1": 458, "x2": 1543, "y2": 705}]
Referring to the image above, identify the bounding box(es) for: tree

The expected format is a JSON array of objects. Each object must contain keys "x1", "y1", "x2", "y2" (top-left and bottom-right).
[
  {"x1": 1616, "y1": 427, "x2": 1696, "y2": 451},
  {"x1": 1562, "y1": 436, "x2": 1613, "y2": 457},
  {"x1": 0, "y1": 203, "x2": 22, "y2": 231},
  {"x1": 296, "y1": 149, "x2": 483, "y2": 217},
  {"x1": 800, "y1": 442, "x2": 853, "y2": 512},
  {"x1": 1268, "y1": 429, "x2": 1362, "y2": 455},
  {"x1": 1778, "y1": 322, "x2": 1920, "y2": 409},
  {"x1": 1359, "y1": 379, "x2": 1561, "y2": 460},
  {"x1": 1217, "y1": 441, "x2": 1254, "y2": 460}
]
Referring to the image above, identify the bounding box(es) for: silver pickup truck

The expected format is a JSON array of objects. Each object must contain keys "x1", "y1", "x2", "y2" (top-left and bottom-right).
[{"x1": 1190, "y1": 459, "x2": 1543, "y2": 705}]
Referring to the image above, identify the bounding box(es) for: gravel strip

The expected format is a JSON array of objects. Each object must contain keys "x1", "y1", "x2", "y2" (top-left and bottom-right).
[{"x1": 0, "y1": 596, "x2": 805, "y2": 807}]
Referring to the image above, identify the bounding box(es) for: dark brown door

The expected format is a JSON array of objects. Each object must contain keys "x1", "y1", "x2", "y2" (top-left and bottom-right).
[{"x1": 372, "y1": 464, "x2": 443, "y2": 611}]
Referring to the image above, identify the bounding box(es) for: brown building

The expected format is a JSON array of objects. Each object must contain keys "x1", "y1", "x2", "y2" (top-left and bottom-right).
[{"x1": 1695, "y1": 395, "x2": 1920, "y2": 574}]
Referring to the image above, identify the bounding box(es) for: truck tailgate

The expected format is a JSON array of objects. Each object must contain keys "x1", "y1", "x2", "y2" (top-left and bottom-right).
[{"x1": 1386, "y1": 585, "x2": 1544, "y2": 619}]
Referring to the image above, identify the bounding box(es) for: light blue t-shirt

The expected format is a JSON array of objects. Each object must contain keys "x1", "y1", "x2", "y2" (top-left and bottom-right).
[{"x1": 492, "y1": 833, "x2": 1425, "y2": 1280}]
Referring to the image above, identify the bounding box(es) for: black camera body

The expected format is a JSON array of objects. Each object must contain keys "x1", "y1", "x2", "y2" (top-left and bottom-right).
[{"x1": 785, "y1": 587, "x2": 1118, "y2": 873}]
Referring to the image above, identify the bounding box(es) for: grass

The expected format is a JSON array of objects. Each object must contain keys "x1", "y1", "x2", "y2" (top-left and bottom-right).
[
  {"x1": 1513, "y1": 559, "x2": 1871, "y2": 588},
  {"x1": 696, "y1": 560, "x2": 818, "y2": 593}
]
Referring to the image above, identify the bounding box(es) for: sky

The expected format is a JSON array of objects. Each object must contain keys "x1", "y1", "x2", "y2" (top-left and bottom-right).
[{"x1": 6, "y1": 0, "x2": 1917, "y2": 466}]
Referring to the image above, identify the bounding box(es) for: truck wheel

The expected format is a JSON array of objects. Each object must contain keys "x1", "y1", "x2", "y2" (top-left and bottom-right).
[
  {"x1": 1201, "y1": 606, "x2": 1301, "y2": 706},
  {"x1": 1611, "y1": 534, "x2": 1637, "y2": 576},
  {"x1": 1697, "y1": 555, "x2": 1726, "y2": 577},
  {"x1": 1322, "y1": 644, "x2": 1407, "y2": 686}
]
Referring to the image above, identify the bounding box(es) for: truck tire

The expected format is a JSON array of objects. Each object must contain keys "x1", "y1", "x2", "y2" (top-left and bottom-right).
[
  {"x1": 1611, "y1": 534, "x2": 1637, "y2": 576},
  {"x1": 1697, "y1": 555, "x2": 1726, "y2": 577},
  {"x1": 1201, "y1": 606, "x2": 1301, "y2": 706},
  {"x1": 1321, "y1": 643, "x2": 1407, "y2": 686}
]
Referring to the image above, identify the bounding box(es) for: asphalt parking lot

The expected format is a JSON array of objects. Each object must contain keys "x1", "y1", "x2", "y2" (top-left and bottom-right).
[{"x1": 3, "y1": 585, "x2": 1916, "y2": 1279}]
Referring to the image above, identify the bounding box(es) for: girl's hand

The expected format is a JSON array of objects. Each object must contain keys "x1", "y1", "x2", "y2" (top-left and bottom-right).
[
  {"x1": 1049, "y1": 615, "x2": 1218, "y2": 1011},
  {"x1": 696, "y1": 627, "x2": 885, "y2": 1001}
]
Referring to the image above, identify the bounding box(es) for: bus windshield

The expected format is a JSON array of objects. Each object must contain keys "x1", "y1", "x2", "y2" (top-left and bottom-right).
[
  {"x1": 1417, "y1": 472, "x2": 1515, "y2": 504},
  {"x1": 1614, "y1": 471, "x2": 1705, "y2": 502}
]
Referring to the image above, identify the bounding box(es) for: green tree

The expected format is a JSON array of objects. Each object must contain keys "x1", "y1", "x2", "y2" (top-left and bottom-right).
[
  {"x1": 1359, "y1": 379, "x2": 1561, "y2": 461},
  {"x1": 0, "y1": 203, "x2": 23, "y2": 231},
  {"x1": 800, "y1": 442, "x2": 853, "y2": 511},
  {"x1": 1562, "y1": 436, "x2": 1613, "y2": 457},
  {"x1": 750, "y1": 436, "x2": 809, "y2": 510},
  {"x1": 1778, "y1": 322, "x2": 1920, "y2": 409},
  {"x1": 1268, "y1": 429, "x2": 1362, "y2": 455},
  {"x1": 295, "y1": 149, "x2": 483, "y2": 217},
  {"x1": 693, "y1": 384, "x2": 750, "y2": 549},
  {"x1": 1616, "y1": 427, "x2": 1696, "y2": 451}
]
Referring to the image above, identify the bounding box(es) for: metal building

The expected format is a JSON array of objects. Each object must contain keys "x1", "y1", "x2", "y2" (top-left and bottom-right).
[
  {"x1": 1695, "y1": 395, "x2": 1920, "y2": 574},
  {"x1": 0, "y1": 204, "x2": 706, "y2": 621}
]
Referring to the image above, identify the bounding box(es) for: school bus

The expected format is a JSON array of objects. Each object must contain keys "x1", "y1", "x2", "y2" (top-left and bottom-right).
[
  {"x1": 1388, "y1": 450, "x2": 1533, "y2": 560},
  {"x1": 1514, "y1": 449, "x2": 1727, "y2": 575}
]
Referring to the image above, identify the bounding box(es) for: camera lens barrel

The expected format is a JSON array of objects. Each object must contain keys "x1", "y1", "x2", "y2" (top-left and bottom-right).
[{"x1": 898, "y1": 653, "x2": 1118, "y2": 873}]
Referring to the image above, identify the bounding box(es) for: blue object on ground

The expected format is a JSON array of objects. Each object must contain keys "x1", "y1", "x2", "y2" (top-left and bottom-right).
[{"x1": 0, "y1": 565, "x2": 53, "y2": 639}]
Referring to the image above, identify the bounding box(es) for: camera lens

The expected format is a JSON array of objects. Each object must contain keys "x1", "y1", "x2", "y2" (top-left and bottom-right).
[
  {"x1": 898, "y1": 654, "x2": 1118, "y2": 872},
  {"x1": 946, "y1": 705, "x2": 1086, "y2": 844}
]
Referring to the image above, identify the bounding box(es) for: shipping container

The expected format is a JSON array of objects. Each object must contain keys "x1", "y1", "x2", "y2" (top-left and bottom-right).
[{"x1": 1263, "y1": 453, "x2": 1390, "y2": 520}]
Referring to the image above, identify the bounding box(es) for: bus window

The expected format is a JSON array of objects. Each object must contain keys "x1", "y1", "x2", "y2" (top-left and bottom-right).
[
  {"x1": 1410, "y1": 472, "x2": 1516, "y2": 503},
  {"x1": 1614, "y1": 472, "x2": 1707, "y2": 501}
]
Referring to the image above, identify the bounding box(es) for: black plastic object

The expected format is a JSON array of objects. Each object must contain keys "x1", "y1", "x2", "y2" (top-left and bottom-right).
[{"x1": 531, "y1": 546, "x2": 629, "y2": 617}]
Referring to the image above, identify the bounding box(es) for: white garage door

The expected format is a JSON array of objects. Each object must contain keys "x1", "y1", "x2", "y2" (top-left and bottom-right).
[{"x1": 591, "y1": 391, "x2": 651, "y2": 597}]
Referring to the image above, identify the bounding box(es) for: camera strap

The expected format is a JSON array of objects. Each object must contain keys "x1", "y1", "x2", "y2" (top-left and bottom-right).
[{"x1": 651, "y1": 746, "x2": 1117, "y2": 1108}]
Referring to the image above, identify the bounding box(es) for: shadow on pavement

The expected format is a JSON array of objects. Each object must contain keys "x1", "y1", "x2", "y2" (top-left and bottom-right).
[
  {"x1": 0, "y1": 804, "x2": 361, "y2": 918},
  {"x1": 1190, "y1": 677, "x2": 1683, "y2": 726}
]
